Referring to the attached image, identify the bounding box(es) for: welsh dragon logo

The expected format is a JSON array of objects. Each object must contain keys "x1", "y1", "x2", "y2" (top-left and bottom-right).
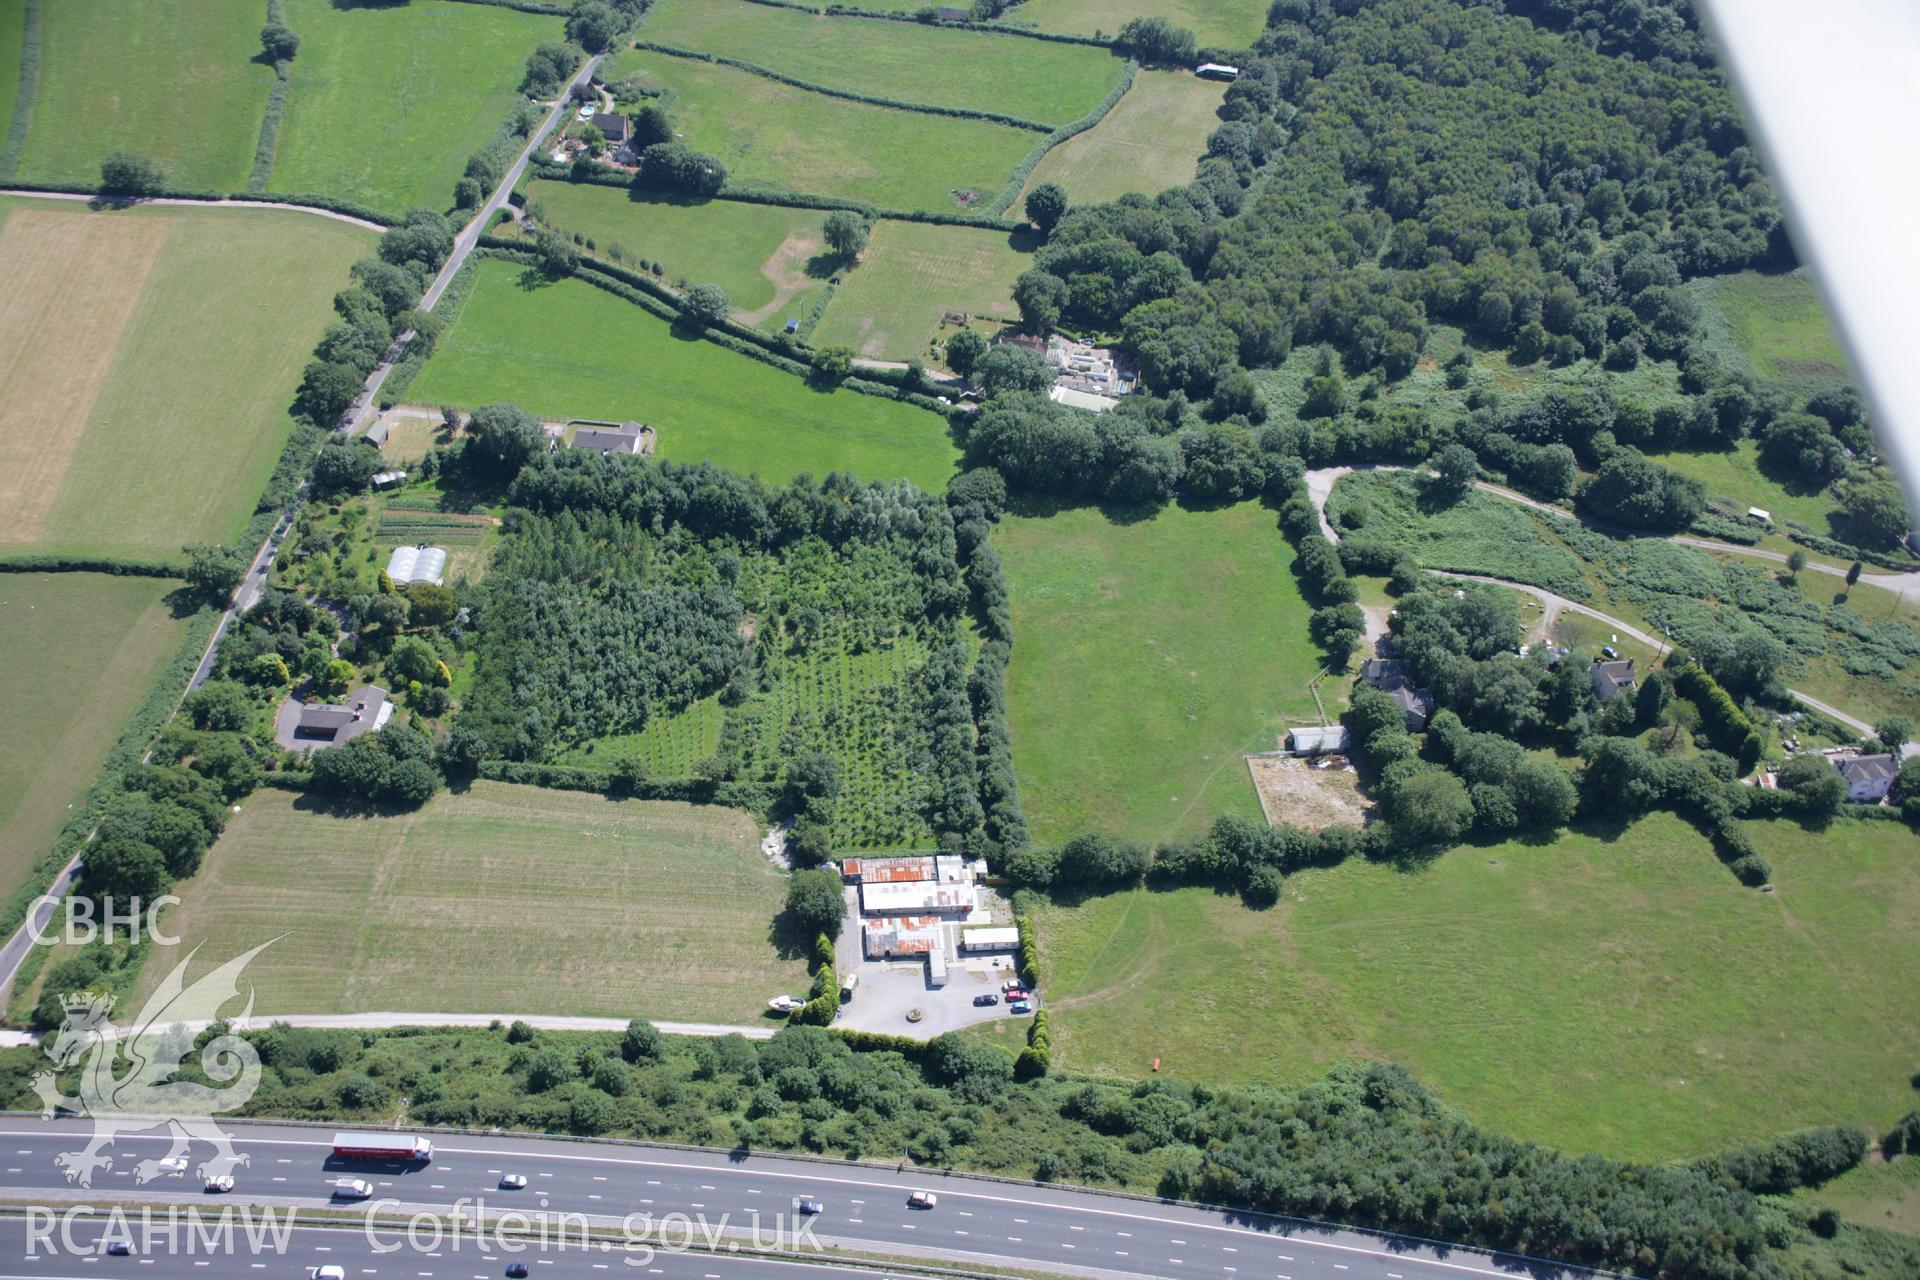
[{"x1": 33, "y1": 941, "x2": 275, "y2": 1187}]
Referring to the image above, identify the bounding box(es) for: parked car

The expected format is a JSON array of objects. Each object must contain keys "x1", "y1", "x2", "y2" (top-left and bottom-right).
[
  {"x1": 333, "y1": 1178, "x2": 373, "y2": 1200},
  {"x1": 796, "y1": 1197, "x2": 824, "y2": 1215},
  {"x1": 972, "y1": 994, "x2": 999, "y2": 1007},
  {"x1": 500, "y1": 1173, "x2": 528, "y2": 1190},
  {"x1": 1004, "y1": 988, "x2": 1030, "y2": 1002},
  {"x1": 1009, "y1": 1000, "x2": 1032, "y2": 1014},
  {"x1": 204, "y1": 1175, "x2": 235, "y2": 1193},
  {"x1": 907, "y1": 1191, "x2": 938, "y2": 1209}
]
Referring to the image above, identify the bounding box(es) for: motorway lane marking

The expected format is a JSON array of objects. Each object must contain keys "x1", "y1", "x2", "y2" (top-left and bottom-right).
[{"x1": 0, "y1": 1131, "x2": 1542, "y2": 1279}]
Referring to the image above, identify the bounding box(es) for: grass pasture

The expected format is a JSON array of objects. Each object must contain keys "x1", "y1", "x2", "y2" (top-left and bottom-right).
[
  {"x1": 12, "y1": 0, "x2": 270, "y2": 191},
  {"x1": 0, "y1": 198, "x2": 374, "y2": 559},
  {"x1": 1035, "y1": 812, "x2": 1920, "y2": 1162},
  {"x1": 812, "y1": 222, "x2": 1034, "y2": 360},
  {"x1": 1022, "y1": 71, "x2": 1223, "y2": 204},
  {"x1": 0, "y1": 1, "x2": 23, "y2": 148},
  {"x1": 0, "y1": 574, "x2": 188, "y2": 906},
  {"x1": 1655, "y1": 439, "x2": 1841, "y2": 534},
  {"x1": 608, "y1": 53, "x2": 1037, "y2": 211},
  {"x1": 270, "y1": 0, "x2": 562, "y2": 215},
  {"x1": 520, "y1": 181, "x2": 828, "y2": 325},
  {"x1": 136, "y1": 783, "x2": 807, "y2": 1021},
  {"x1": 998, "y1": 501, "x2": 1323, "y2": 846},
  {"x1": 1686, "y1": 269, "x2": 1853, "y2": 399},
  {"x1": 1008, "y1": 0, "x2": 1271, "y2": 48},
  {"x1": 643, "y1": 2, "x2": 1126, "y2": 124},
  {"x1": 410, "y1": 259, "x2": 959, "y2": 489}
]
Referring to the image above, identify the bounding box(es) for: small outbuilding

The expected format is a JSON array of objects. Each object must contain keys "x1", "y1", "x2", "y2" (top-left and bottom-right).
[
  {"x1": 360, "y1": 420, "x2": 391, "y2": 448},
  {"x1": 1195, "y1": 62, "x2": 1241, "y2": 81},
  {"x1": 1747, "y1": 506, "x2": 1772, "y2": 524},
  {"x1": 1287, "y1": 725, "x2": 1349, "y2": 756}
]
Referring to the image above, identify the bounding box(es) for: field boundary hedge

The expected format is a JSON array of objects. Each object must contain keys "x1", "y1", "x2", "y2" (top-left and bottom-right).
[
  {"x1": 525, "y1": 162, "x2": 1022, "y2": 230},
  {"x1": 0, "y1": 183, "x2": 397, "y2": 227},
  {"x1": 473, "y1": 758, "x2": 774, "y2": 816},
  {"x1": 0, "y1": 555, "x2": 183, "y2": 578},
  {"x1": 0, "y1": 605, "x2": 220, "y2": 949},
  {"x1": 247, "y1": 0, "x2": 292, "y2": 193},
  {"x1": 985, "y1": 60, "x2": 1135, "y2": 216},
  {"x1": 1787, "y1": 528, "x2": 1919, "y2": 572},
  {"x1": 821, "y1": 4, "x2": 1116, "y2": 49},
  {"x1": 628, "y1": 41, "x2": 1055, "y2": 132},
  {"x1": 0, "y1": 0, "x2": 42, "y2": 180},
  {"x1": 445, "y1": 0, "x2": 570, "y2": 12}
]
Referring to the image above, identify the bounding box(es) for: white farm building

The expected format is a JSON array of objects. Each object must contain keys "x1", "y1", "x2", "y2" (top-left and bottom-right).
[{"x1": 386, "y1": 545, "x2": 448, "y2": 586}]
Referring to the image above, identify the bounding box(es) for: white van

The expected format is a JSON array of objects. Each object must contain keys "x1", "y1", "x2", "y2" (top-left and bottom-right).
[{"x1": 332, "y1": 1179, "x2": 373, "y2": 1200}]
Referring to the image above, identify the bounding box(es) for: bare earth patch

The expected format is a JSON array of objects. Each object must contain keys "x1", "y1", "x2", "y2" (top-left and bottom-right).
[
  {"x1": 737, "y1": 232, "x2": 824, "y2": 327},
  {"x1": 0, "y1": 210, "x2": 169, "y2": 544},
  {"x1": 1247, "y1": 754, "x2": 1370, "y2": 830}
]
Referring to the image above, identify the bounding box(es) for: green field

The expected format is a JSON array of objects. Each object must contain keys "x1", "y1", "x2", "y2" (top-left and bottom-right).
[
  {"x1": 136, "y1": 783, "x2": 808, "y2": 1020},
  {"x1": 643, "y1": 1, "x2": 1126, "y2": 124},
  {"x1": 1035, "y1": 812, "x2": 1920, "y2": 1161},
  {"x1": 552, "y1": 696, "x2": 726, "y2": 778},
  {"x1": 0, "y1": 574, "x2": 188, "y2": 906},
  {"x1": 608, "y1": 53, "x2": 1037, "y2": 211},
  {"x1": 270, "y1": 0, "x2": 561, "y2": 214},
  {"x1": 1798, "y1": 1157, "x2": 1920, "y2": 1242},
  {"x1": 1023, "y1": 70, "x2": 1223, "y2": 203},
  {"x1": 1009, "y1": 0, "x2": 1271, "y2": 47},
  {"x1": 0, "y1": 198, "x2": 374, "y2": 559},
  {"x1": 520, "y1": 181, "x2": 828, "y2": 325},
  {"x1": 1686, "y1": 269, "x2": 1853, "y2": 398},
  {"x1": 999, "y1": 500, "x2": 1323, "y2": 845},
  {"x1": 812, "y1": 222, "x2": 1034, "y2": 360},
  {"x1": 11, "y1": 0, "x2": 271, "y2": 191},
  {"x1": 410, "y1": 259, "x2": 959, "y2": 489},
  {"x1": 0, "y1": 1, "x2": 24, "y2": 149},
  {"x1": 1656, "y1": 439, "x2": 1842, "y2": 533}
]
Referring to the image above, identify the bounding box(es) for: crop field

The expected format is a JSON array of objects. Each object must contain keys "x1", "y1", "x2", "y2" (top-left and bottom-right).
[
  {"x1": 1010, "y1": 0, "x2": 1272, "y2": 48},
  {"x1": 10, "y1": 0, "x2": 270, "y2": 191},
  {"x1": 520, "y1": 181, "x2": 828, "y2": 325},
  {"x1": 0, "y1": 198, "x2": 373, "y2": 559},
  {"x1": 410, "y1": 260, "x2": 959, "y2": 490},
  {"x1": 812, "y1": 222, "x2": 1034, "y2": 360},
  {"x1": 552, "y1": 696, "x2": 727, "y2": 779},
  {"x1": 1022, "y1": 71, "x2": 1223, "y2": 204},
  {"x1": 1034, "y1": 811, "x2": 1920, "y2": 1162},
  {"x1": 1686, "y1": 269, "x2": 1853, "y2": 398},
  {"x1": 0, "y1": 574, "x2": 187, "y2": 906},
  {"x1": 270, "y1": 0, "x2": 562, "y2": 215},
  {"x1": 611, "y1": 53, "x2": 1037, "y2": 211},
  {"x1": 642, "y1": 2, "x2": 1126, "y2": 124},
  {"x1": 135, "y1": 783, "x2": 808, "y2": 1021},
  {"x1": 999, "y1": 501, "x2": 1323, "y2": 846}
]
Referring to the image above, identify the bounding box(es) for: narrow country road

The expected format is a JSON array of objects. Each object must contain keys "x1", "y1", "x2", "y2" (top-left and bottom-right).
[
  {"x1": 1303, "y1": 467, "x2": 1881, "y2": 737},
  {"x1": 0, "y1": 187, "x2": 387, "y2": 231}
]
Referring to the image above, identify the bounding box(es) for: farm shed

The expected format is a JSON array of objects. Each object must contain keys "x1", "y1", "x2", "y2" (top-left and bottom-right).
[
  {"x1": 1048, "y1": 385, "x2": 1118, "y2": 413},
  {"x1": 386, "y1": 544, "x2": 448, "y2": 586},
  {"x1": 859, "y1": 879, "x2": 977, "y2": 916},
  {"x1": 961, "y1": 927, "x2": 1020, "y2": 952},
  {"x1": 863, "y1": 918, "x2": 941, "y2": 959},
  {"x1": 360, "y1": 420, "x2": 391, "y2": 448},
  {"x1": 1195, "y1": 63, "x2": 1241, "y2": 80},
  {"x1": 1287, "y1": 725, "x2": 1349, "y2": 755}
]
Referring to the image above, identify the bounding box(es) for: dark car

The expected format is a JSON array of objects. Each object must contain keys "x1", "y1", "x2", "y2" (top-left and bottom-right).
[
  {"x1": 104, "y1": 1242, "x2": 131, "y2": 1256},
  {"x1": 972, "y1": 994, "x2": 999, "y2": 1007},
  {"x1": 506, "y1": 1265, "x2": 530, "y2": 1278},
  {"x1": 797, "y1": 1197, "x2": 825, "y2": 1215}
]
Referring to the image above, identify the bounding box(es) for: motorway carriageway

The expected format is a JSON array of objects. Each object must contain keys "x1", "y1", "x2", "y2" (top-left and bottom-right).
[{"x1": 0, "y1": 1120, "x2": 1606, "y2": 1280}]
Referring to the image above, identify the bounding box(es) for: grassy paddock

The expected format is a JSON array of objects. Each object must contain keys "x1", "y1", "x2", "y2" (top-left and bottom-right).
[
  {"x1": 611, "y1": 53, "x2": 1036, "y2": 211},
  {"x1": 410, "y1": 259, "x2": 958, "y2": 489},
  {"x1": 1685, "y1": 269, "x2": 1853, "y2": 399},
  {"x1": 812, "y1": 222, "x2": 1034, "y2": 360},
  {"x1": 643, "y1": 1, "x2": 1126, "y2": 124},
  {"x1": 271, "y1": 0, "x2": 562, "y2": 215},
  {"x1": 0, "y1": 198, "x2": 373, "y2": 559},
  {"x1": 1022, "y1": 70, "x2": 1222, "y2": 204},
  {"x1": 1036, "y1": 812, "x2": 1920, "y2": 1162},
  {"x1": 521, "y1": 181, "x2": 828, "y2": 324},
  {"x1": 0, "y1": 574, "x2": 188, "y2": 907},
  {"x1": 1655, "y1": 439, "x2": 1841, "y2": 533},
  {"x1": 999, "y1": 500, "x2": 1324, "y2": 846},
  {"x1": 13, "y1": 0, "x2": 270, "y2": 191},
  {"x1": 137, "y1": 783, "x2": 808, "y2": 1021},
  {"x1": 0, "y1": 1, "x2": 24, "y2": 149},
  {"x1": 1009, "y1": 0, "x2": 1271, "y2": 48}
]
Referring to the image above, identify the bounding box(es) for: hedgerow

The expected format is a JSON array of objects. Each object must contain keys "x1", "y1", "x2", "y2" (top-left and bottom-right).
[
  {"x1": 247, "y1": 0, "x2": 293, "y2": 193},
  {"x1": 823, "y1": 4, "x2": 1114, "y2": 48},
  {"x1": 631, "y1": 41, "x2": 1055, "y2": 131},
  {"x1": 0, "y1": 555, "x2": 182, "y2": 578},
  {"x1": 984, "y1": 60, "x2": 1136, "y2": 217},
  {"x1": 1672, "y1": 660, "x2": 1765, "y2": 772},
  {"x1": 1787, "y1": 528, "x2": 1919, "y2": 571}
]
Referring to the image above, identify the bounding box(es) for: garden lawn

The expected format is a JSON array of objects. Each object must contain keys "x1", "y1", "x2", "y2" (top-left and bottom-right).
[
  {"x1": 134, "y1": 783, "x2": 807, "y2": 1021},
  {"x1": 11, "y1": 0, "x2": 270, "y2": 191},
  {"x1": 520, "y1": 181, "x2": 828, "y2": 325},
  {"x1": 1686, "y1": 269, "x2": 1853, "y2": 399},
  {"x1": 812, "y1": 222, "x2": 1035, "y2": 361},
  {"x1": 643, "y1": 2, "x2": 1126, "y2": 124},
  {"x1": 1010, "y1": 0, "x2": 1271, "y2": 48},
  {"x1": 999, "y1": 500, "x2": 1323, "y2": 846},
  {"x1": 270, "y1": 0, "x2": 562, "y2": 215},
  {"x1": 0, "y1": 198, "x2": 374, "y2": 559},
  {"x1": 1035, "y1": 812, "x2": 1920, "y2": 1162},
  {"x1": 611, "y1": 53, "x2": 1037, "y2": 211},
  {"x1": 1022, "y1": 71, "x2": 1223, "y2": 204},
  {"x1": 410, "y1": 260, "x2": 958, "y2": 489},
  {"x1": 0, "y1": 574, "x2": 188, "y2": 907}
]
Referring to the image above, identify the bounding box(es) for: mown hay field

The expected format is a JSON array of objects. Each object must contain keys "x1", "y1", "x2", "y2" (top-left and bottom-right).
[
  {"x1": 812, "y1": 222, "x2": 1035, "y2": 360},
  {"x1": 410, "y1": 259, "x2": 960, "y2": 490},
  {"x1": 0, "y1": 198, "x2": 373, "y2": 559},
  {"x1": 1010, "y1": 0, "x2": 1271, "y2": 48},
  {"x1": 134, "y1": 783, "x2": 808, "y2": 1021},
  {"x1": 1022, "y1": 70, "x2": 1224, "y2": 204}
]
